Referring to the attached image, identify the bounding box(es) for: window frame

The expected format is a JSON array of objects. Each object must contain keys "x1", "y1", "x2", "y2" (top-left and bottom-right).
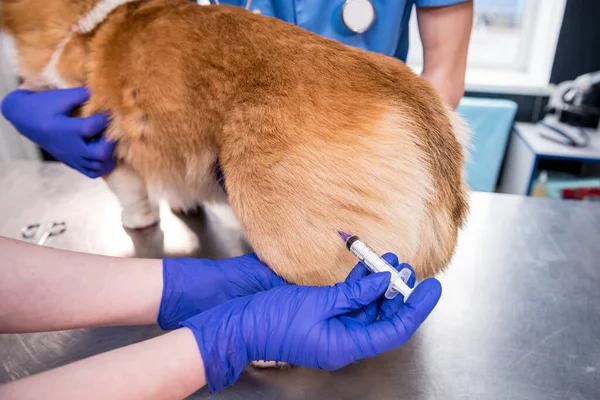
[{"x1": 406, "y1": 0, "x2": 567, "y2": 94}]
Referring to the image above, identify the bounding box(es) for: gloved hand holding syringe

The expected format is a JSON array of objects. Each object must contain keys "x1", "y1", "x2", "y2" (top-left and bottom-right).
[{"x1": 339, "y1": 231, "x2": 414, "y2": 300}]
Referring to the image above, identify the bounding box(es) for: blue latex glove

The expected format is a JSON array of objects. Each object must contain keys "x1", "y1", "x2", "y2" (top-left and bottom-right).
[
  {"x1": 345, "y1": 253, "x2": 416, "y2": 324},
  {"x1": 1, "y1": 87, "x2": 115, "y2": 178},
  {"x1": 158, "y1": 253, "x2": 407, "y2": 330},
  {"x1": 182, "y1": 255, "x2": 441, "y2": 392},
  {"x1": 158, "y1": 254, "x2": 287, "y2": 330}
]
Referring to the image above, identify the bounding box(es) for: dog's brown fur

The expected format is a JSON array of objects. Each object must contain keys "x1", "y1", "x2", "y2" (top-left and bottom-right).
[{"x1": 2, "y1": 0, "x2": 469, "y2": 285}]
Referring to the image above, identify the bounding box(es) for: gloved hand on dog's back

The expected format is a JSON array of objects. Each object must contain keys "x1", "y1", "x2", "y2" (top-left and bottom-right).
[
  {"x1": 176, "y1": 253, "x2": 442, "y2": 393},
  {"x1": 1, "y1": 87, "x2": 115, "y2": 178}
]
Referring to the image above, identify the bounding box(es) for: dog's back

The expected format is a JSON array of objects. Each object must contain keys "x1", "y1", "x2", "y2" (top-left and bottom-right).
[
  {"x1": 2, "y1": 0, "x2": 469, "y2": 285},
  {"x1": 196, "y1": 6, "x2": 470, "y2": 284}
]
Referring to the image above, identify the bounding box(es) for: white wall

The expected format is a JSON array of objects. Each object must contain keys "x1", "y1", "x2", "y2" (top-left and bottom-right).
[{"x1": 0, "y1": 33, "x2": 40, "y2": 162}]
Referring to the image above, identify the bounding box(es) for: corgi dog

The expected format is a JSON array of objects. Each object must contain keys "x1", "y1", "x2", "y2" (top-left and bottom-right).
[{"x1": 1, "y1": 0, "x2": 469, "y2": 288}]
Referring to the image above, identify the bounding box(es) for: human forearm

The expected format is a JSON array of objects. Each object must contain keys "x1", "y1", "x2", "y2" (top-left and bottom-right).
[
  {"x1": 421, "y1": 68, "x2": 465, "y2": 109},
  {"x1": 0, "y1": 236, "x2": 162, "y2": 333},
  {"x1": 0, "y1": 328, "x2": 206, "y2": 400},
  {"x1": 417, "y1": 1, "x2": 473, "y2": 108}
]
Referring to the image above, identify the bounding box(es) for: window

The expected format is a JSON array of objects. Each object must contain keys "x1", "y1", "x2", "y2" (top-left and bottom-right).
[{"x1": 406, "y1": 0, "x2": 567, "y2": 94}]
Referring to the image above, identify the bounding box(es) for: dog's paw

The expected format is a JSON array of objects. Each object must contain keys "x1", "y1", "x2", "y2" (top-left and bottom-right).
[
  {"x1": 250, "y1": 360, "x2": 286, "y2": 369},
  {"x1": 121, "y1": 203, "x2": 160, "y2": 229}
]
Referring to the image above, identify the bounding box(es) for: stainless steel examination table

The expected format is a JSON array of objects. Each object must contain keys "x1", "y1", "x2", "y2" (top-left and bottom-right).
[{"x1": 1, "y1": 161, "x2": 599, "y2": 399}]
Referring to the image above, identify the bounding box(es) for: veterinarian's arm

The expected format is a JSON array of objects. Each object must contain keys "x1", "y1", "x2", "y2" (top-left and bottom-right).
[
  {"x1": 0, "y1": 327, "x2": 207, "y2": 400},
  {"x1": 0, "y1": 236, "x2": 286, "y2": 333},
  {"x1": 416, "y1": 0, "x2": 473, "y2": 108},
  {"x1": 0, "y1": 236, "x2": 162, "y2": 332},
  {"x1": 0, "y1": 257, "x2": 440, "y2": 397}
]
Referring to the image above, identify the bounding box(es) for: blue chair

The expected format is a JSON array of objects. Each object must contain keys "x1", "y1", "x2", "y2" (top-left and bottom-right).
[{"x1": 456, "y1": 97, "x2": 518, "y2": 192}]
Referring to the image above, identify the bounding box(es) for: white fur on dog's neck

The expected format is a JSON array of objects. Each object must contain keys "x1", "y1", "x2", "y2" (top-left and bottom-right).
[
  {"x1": 75, "y1": 0, "x2": 140, "y2": 34},
  {"x1": 40, "y1": 0, "x2": 140, "y2": 88}
]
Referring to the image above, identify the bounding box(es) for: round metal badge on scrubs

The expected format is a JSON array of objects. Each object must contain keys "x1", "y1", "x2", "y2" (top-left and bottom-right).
[{"x1": 341, "y1": 0, "x2": 376, "y2": 34}]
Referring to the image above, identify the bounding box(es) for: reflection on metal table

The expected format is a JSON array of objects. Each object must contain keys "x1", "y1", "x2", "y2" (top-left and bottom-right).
[{"x1": 1, "y1": 161, "x2": 599, "y2": 399}]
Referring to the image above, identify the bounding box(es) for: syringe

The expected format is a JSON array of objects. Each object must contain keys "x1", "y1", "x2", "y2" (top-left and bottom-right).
[{"x1": 339, "y1": 231, "x2": 413, "y2": 301}]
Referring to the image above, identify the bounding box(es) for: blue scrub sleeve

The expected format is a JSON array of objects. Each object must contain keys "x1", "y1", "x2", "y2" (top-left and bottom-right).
[{"x1": 415, "y1": 0, "x2": 470, "y2": 7}]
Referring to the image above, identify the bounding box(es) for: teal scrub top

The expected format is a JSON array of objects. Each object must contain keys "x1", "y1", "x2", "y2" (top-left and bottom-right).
[{"x1": 211, "y1": 0, "x2": 468, "y2": 61}]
